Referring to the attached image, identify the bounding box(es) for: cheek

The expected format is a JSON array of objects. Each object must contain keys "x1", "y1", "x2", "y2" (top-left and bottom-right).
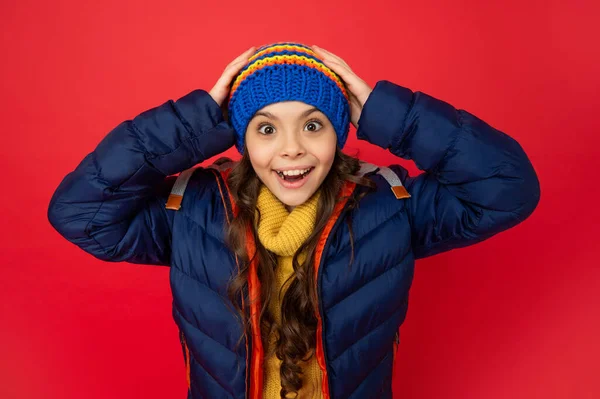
[
  {"x1": 246, "y1": 136, "x2": 271, "y2": 168},
  {"x1": 313, "y1": 133, "x2": 337, "y2": 166},
  {"x1": 248, "y1": 151, "x2": 270, "y2": 173}
]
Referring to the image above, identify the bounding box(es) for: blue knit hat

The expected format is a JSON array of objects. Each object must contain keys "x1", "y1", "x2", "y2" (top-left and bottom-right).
[{"x1": 227, "y1": 42, "x2": 350, "y2": 155}]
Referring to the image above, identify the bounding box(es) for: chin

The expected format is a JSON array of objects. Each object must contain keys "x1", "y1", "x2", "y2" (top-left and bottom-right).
[
  {"x1": 273, "y1": 184, "x2": 315, "y2": 204},
  {"x1": 269, "y1": 176, "x2": 320, "y2": 205},
  {"x1": 281, "y1": 193, "x2": 313, "y2": 207}
]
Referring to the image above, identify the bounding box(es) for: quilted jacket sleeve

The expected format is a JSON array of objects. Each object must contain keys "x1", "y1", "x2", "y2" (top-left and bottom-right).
[
  {"x1": 356, "y1": 80, "x2": 541, "y2": 259},
  {"x1": 47, "y1": 89, "x2": 236, "y2": 265}
]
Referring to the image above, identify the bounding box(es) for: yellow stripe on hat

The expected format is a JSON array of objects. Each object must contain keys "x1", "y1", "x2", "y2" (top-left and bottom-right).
[{"x1": 229, "y1": 48, "x2": 348, "y2": 102}]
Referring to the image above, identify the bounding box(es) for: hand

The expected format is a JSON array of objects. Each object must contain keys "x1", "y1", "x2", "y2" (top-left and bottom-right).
[
  {"x1": 209, "y1": 46, "x2": 256, "y2": 121},
  {"x1": 310, "y1": 45, "x2": 373, "y2": 129}
]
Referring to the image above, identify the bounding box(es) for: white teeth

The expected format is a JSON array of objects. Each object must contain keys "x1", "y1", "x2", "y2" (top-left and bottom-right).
[{"x1": 278, "y1": 168, "x2": 311, "y2": 176}]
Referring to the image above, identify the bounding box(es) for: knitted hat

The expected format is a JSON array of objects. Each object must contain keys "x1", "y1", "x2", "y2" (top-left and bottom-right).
[{"x1": 227, "y1": 42, "x2": 350, "y2": 155}]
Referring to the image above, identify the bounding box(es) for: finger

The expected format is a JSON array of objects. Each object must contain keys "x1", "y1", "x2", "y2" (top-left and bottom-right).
[
  {"x1": 214, "y1": 68, "x2": 243, "y2": 94},
  {"x1": 312, "y1": 46, "x2": 352, "y2": 70},
  {"x1": 320, "y1": 58, "x2": 354, "y2": 82},
  {"x1": 221, "y1": 53, "x2": 254, "y2": 81},
  {"x1": 225, "y1": 56, "x2": 252, "y2": 74},
  {"x1": 227, "y1": 46, "x2": 256, "y2": 67},
  {"x1": 235, "y1": 46, "x2": 256, "y2": 61},
  {"x1": 318, "y1": 51, "x2": 353, "y2": 74},
  {"x1": 321, "y1": 55, "x2": 367, "y2": 88}
]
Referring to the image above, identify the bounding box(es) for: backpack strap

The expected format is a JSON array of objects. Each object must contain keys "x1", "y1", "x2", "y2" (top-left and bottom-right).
[
  {"x1": 165, "y1": 160, "x2": 410, "y2": 210},
  {"x1": 165, "y1": 161, "x2": 236, "y2": 211},
  {"x1": 165, "y1": 166, "x2": 199, "y2": 210},
  {"x1": 357, "y1": 161, "x2": 411, "y2": 199}
]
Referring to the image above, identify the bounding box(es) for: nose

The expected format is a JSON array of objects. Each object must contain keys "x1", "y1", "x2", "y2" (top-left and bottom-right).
[{"x1": 280, "y1": 131, "x2": 305, "y2": 158}]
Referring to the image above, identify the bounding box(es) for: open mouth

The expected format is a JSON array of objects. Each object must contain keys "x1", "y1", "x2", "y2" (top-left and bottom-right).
[{"x1": 274, "y1": 167, "x2": 314, "y2": 183}]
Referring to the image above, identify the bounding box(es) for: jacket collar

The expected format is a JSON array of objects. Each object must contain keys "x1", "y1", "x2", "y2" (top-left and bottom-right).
[{"x1": 213, "y1": 166, "x2": 357, "y2": 399}]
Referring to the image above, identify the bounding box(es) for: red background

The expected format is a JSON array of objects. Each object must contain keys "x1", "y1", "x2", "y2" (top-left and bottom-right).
[{"x1": 1, "y1": 0, "x2": 598, "y2": 397}]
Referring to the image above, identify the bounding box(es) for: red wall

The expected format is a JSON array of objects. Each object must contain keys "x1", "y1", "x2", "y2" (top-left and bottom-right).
[{"x1": 1, "y1": 0, "x2": 598, "y2": 397}]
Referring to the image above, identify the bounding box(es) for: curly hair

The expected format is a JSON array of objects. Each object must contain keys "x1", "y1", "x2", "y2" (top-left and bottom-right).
[{"x1": 218, "y1": 144, "x2": 376, "y2": 398}]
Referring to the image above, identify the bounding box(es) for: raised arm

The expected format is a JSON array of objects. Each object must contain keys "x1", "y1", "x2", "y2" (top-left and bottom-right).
[
  {"x1": 47, "y1": 89, "x2": 235, "y2": 265},
  {"x1": 356, "y1": 80, "x2": 541, "y2": 259}
]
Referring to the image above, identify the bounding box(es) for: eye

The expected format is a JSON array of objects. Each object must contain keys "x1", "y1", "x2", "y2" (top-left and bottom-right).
[
  {"x1": 256, "y1": 119, "x2": 324, "y2": 135},
  {"x1": 257, "y1": 123, "x2": 275, "y2": 135},
  {"x1": 305, "y1": 119, "x2": 323, "y2": 132}
]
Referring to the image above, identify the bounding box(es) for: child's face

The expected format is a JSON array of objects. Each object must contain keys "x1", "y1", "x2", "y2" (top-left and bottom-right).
[{"x1": 245, "y1": 101, "x2": 337, "y2": 212}]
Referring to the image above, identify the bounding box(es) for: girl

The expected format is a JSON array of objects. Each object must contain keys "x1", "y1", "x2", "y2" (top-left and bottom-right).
[{"x1": 48, "y1": 42, "x2": 541, "y2": 399}]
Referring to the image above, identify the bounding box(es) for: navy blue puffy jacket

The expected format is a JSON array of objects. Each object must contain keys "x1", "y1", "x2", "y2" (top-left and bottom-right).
[{"x1": 48, "y1": 80, "x2": 540, "y2": 398}]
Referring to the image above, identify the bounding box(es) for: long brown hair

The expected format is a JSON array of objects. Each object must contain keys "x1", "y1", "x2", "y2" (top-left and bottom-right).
[{"x1": 217, "y1": 144, "x2": 376, "y2": 398}]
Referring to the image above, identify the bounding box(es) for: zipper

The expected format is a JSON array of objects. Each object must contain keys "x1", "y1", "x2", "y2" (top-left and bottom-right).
[
  {"x1": 392, "y1": 330, "x2": 400, "y2": 372},
  {"x1": 216, "y1": 167, "x2": 355, "y2": 398},
  {"x1": 213, "y1": 168, "x2": 252, "y2": 398},
  {"x1": 179, "y1": 329, "x2": 191, "y2": 391},
  {"x1": 315, "y1": 182, "x2": 357, "y2": 399},
  {"x1": 245, "y1": 308, "x2": 252, "y2": 398},
  {"x1": 389, "y1": 330, "x2": 400, "y2": 397}
]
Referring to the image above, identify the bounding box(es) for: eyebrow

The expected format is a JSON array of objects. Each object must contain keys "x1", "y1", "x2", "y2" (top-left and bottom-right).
[{"x1": 252, "y1": 107, "x2": 321, "y2": 121}]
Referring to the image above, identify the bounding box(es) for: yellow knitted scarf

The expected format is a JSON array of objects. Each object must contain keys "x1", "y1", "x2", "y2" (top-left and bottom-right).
[{"x1": 255, "y1": 183, "x2": 324, "y2": 399}]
